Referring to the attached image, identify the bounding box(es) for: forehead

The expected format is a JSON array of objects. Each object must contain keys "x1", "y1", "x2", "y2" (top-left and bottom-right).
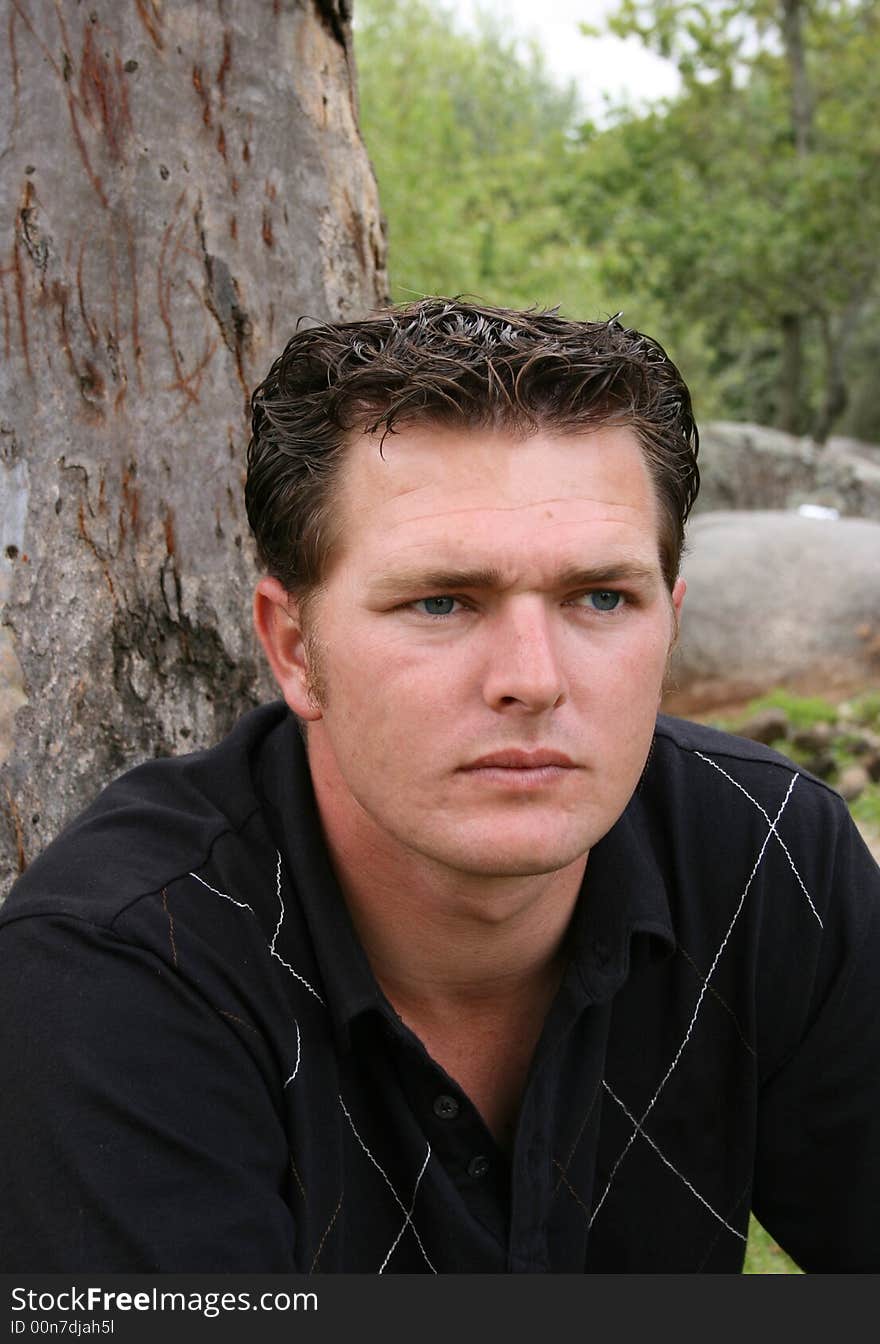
[{"x1": 330, "y1": 423, "x2": 663, "y2": 574}]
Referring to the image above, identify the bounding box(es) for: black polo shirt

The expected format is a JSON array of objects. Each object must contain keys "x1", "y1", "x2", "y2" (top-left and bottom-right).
[{"x1": 1, "y1": 703, "x2": 878, "y2": 1272}]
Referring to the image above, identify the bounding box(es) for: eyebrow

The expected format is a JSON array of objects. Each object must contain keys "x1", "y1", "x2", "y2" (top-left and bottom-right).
[{"x1": 368, "y1": 561, "x2": 661, "y2": 598}]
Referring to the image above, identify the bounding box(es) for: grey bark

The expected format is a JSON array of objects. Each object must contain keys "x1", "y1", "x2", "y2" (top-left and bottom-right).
[{"x1": 0, "y1": 0, "x2": 387, "y2": 895}]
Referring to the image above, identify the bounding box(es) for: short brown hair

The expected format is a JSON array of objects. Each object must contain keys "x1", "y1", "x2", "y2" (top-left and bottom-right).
[{"x1": 245, "y1": 297, "x2": 700, "y2": 596}]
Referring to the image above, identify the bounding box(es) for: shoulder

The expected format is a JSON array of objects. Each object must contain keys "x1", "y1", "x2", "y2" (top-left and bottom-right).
[
  {"x1": 0, "y1": 701, "x2": 294, "y2": 932},
  {"x1": 642, "y1": 715, "x2": 871, "y2": 936},
  {"x1": 0, "y1": 701, "x2": 322, "y2": 1105},
  {"x1": 649, "y1": 713, "x2": 846, "y2": 815},
  {"x1": 653, "y1": 712, "x2": 827, "y2": 772},
  {"x1": 643, "y1": 716, "x2": 879, "y2": 960}
]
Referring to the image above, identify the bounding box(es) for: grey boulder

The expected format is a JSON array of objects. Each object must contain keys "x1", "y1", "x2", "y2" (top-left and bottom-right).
[{"x1": 666, "y1": 510, "x2": 880, "y2": 712}]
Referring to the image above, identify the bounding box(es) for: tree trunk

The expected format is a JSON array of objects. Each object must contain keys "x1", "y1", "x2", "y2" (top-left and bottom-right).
[
  {"x1": 778, "y1": 312, "x2": 804, "y2": 435},
  {"x1": 780, "y1": 0, "x2": 812, "y2": 157},
  {"x1": 811, "y1": 293, "x2": 867, "y2": 445},
  {"x1": 776, "y1": 1, "x2": 811, "y2": 435},
  {"x1": 0, "y1": 0, "x2": 387, "y2": 894}
]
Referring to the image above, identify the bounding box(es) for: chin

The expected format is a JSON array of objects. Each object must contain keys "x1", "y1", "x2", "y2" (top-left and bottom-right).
[{"x1": 435, "y1": 830, "x2": 594, "y2": 881}]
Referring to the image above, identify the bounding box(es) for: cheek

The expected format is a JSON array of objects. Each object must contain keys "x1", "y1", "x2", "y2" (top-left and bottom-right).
[
  {"x1": 347, "y1": 629, "x2": 467, "y2": 696},
  {"x1": 320, "y1": 639, "x2": 435, "y2": 736},
  {"x1": 579, "y1": 621, "x2": 672, "y2": 684}
]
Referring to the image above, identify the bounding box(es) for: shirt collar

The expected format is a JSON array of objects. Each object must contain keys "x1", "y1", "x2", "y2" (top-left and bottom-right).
[
  {"x1": 260, "y1": 709, "x2": 675, "y2": 1046},
  {"x1": 565, "y1": 788, "x2": 676, "y2": 1005}
]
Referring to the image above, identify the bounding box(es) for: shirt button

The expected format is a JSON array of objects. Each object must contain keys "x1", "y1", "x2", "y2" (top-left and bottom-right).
[
  {"x1": 467, "y1": 1155, "x2": 490, "y2": 1179},
  {"x1": 433, "y1": 1094, "x2": 460, "y2": 1121}
]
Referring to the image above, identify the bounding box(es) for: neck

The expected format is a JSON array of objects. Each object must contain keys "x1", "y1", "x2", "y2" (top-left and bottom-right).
[{"x1": 347, "y1": 857, "x2": 582, "y2": 1017}]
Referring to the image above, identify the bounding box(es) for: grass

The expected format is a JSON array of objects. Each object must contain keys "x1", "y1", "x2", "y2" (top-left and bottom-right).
[
  {"x1": 847, "y1": 690, "x2": 880, "y2": 729},
  {"x1": 742, "y1": 1217, "x2": 802, "y2": 1274},
  {"x1": 739, "y1": 689, "x2": 839, "y2": 730},
  {"x1": 727, "y1": 686, "x2": 880, "y2": 736},
  {"x1": 852, "y1": 783, "x2": 880, "y2": 831}
]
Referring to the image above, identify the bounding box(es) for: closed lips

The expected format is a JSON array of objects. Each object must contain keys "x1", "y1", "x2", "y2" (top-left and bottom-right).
[{"x1": 463, "y1": 751, "x2": 575, "y2": 769}]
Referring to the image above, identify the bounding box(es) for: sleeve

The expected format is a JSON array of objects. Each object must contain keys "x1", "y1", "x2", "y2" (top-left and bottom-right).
[
  {"x1": 752, "y1": 811, "x2": 880, "y2": 1272},
  {"x1": 0, "y1": 911, "x2": 298, "y2": 1272}
]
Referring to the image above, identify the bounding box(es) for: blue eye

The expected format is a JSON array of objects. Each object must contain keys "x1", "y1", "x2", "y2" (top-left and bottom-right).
[
  {"x1": 583, "y1": 590, "x2": 623, "y2": 612},
  {"x1": 416, "y1": 596, "x2": 458, "y2": 616}
]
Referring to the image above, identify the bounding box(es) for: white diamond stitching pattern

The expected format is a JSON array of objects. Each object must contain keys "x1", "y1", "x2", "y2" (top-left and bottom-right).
[
  {"x1": 339, "y1": 1095, "x2": 437, "y2": 1274},
  {"x1": 188, "y1": 852, "x2": 436, "y2": 1272},
  {"x1": 602, "y1": 1081, "x2": 746, "y2": 1241},
  {"x1": 589, "y1": 769, "x2": 800, "y2": 1233}
]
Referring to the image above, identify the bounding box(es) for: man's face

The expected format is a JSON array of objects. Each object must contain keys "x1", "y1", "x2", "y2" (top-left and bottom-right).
[{"x1": 284, "y1": 424, "x2": 683, "y2": 882}]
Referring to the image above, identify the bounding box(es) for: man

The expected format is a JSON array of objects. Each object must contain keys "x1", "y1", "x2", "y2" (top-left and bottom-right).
[{"x1": 1, "y1": 299, "x2": 878, "y2": 1272}]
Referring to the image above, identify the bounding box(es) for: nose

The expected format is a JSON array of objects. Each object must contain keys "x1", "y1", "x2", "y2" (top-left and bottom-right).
[{"x1": 481, "y1": 599, "x2": 567, "y2": 714}]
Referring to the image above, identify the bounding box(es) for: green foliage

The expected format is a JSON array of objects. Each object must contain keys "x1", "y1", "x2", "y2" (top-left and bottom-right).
[
  {"x1": 354, "y1": 0, "x2": 603, "y2": 314},
  {"x1": 354, "y1": 0, "x2": 880, "y2": 441},
  {"x1": 571, "y1": 0, "x2": 880, "y2": 439}
]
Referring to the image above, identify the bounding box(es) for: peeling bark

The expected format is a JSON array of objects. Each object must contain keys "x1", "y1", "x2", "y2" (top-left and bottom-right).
[{"x1": 0, "y1": 0, "x2": 388, "y2": 892}]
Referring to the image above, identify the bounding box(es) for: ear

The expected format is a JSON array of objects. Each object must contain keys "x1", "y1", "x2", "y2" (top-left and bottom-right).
[
  {"x1": 661, "y1": 577, "x2": 687, "y2": 706},
  {"x1": 253, "y1": 577, "x2": 323, "y2": 721},
  {"x1": 671, "y1": 576, "x2": 686, "y2": 634}
]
